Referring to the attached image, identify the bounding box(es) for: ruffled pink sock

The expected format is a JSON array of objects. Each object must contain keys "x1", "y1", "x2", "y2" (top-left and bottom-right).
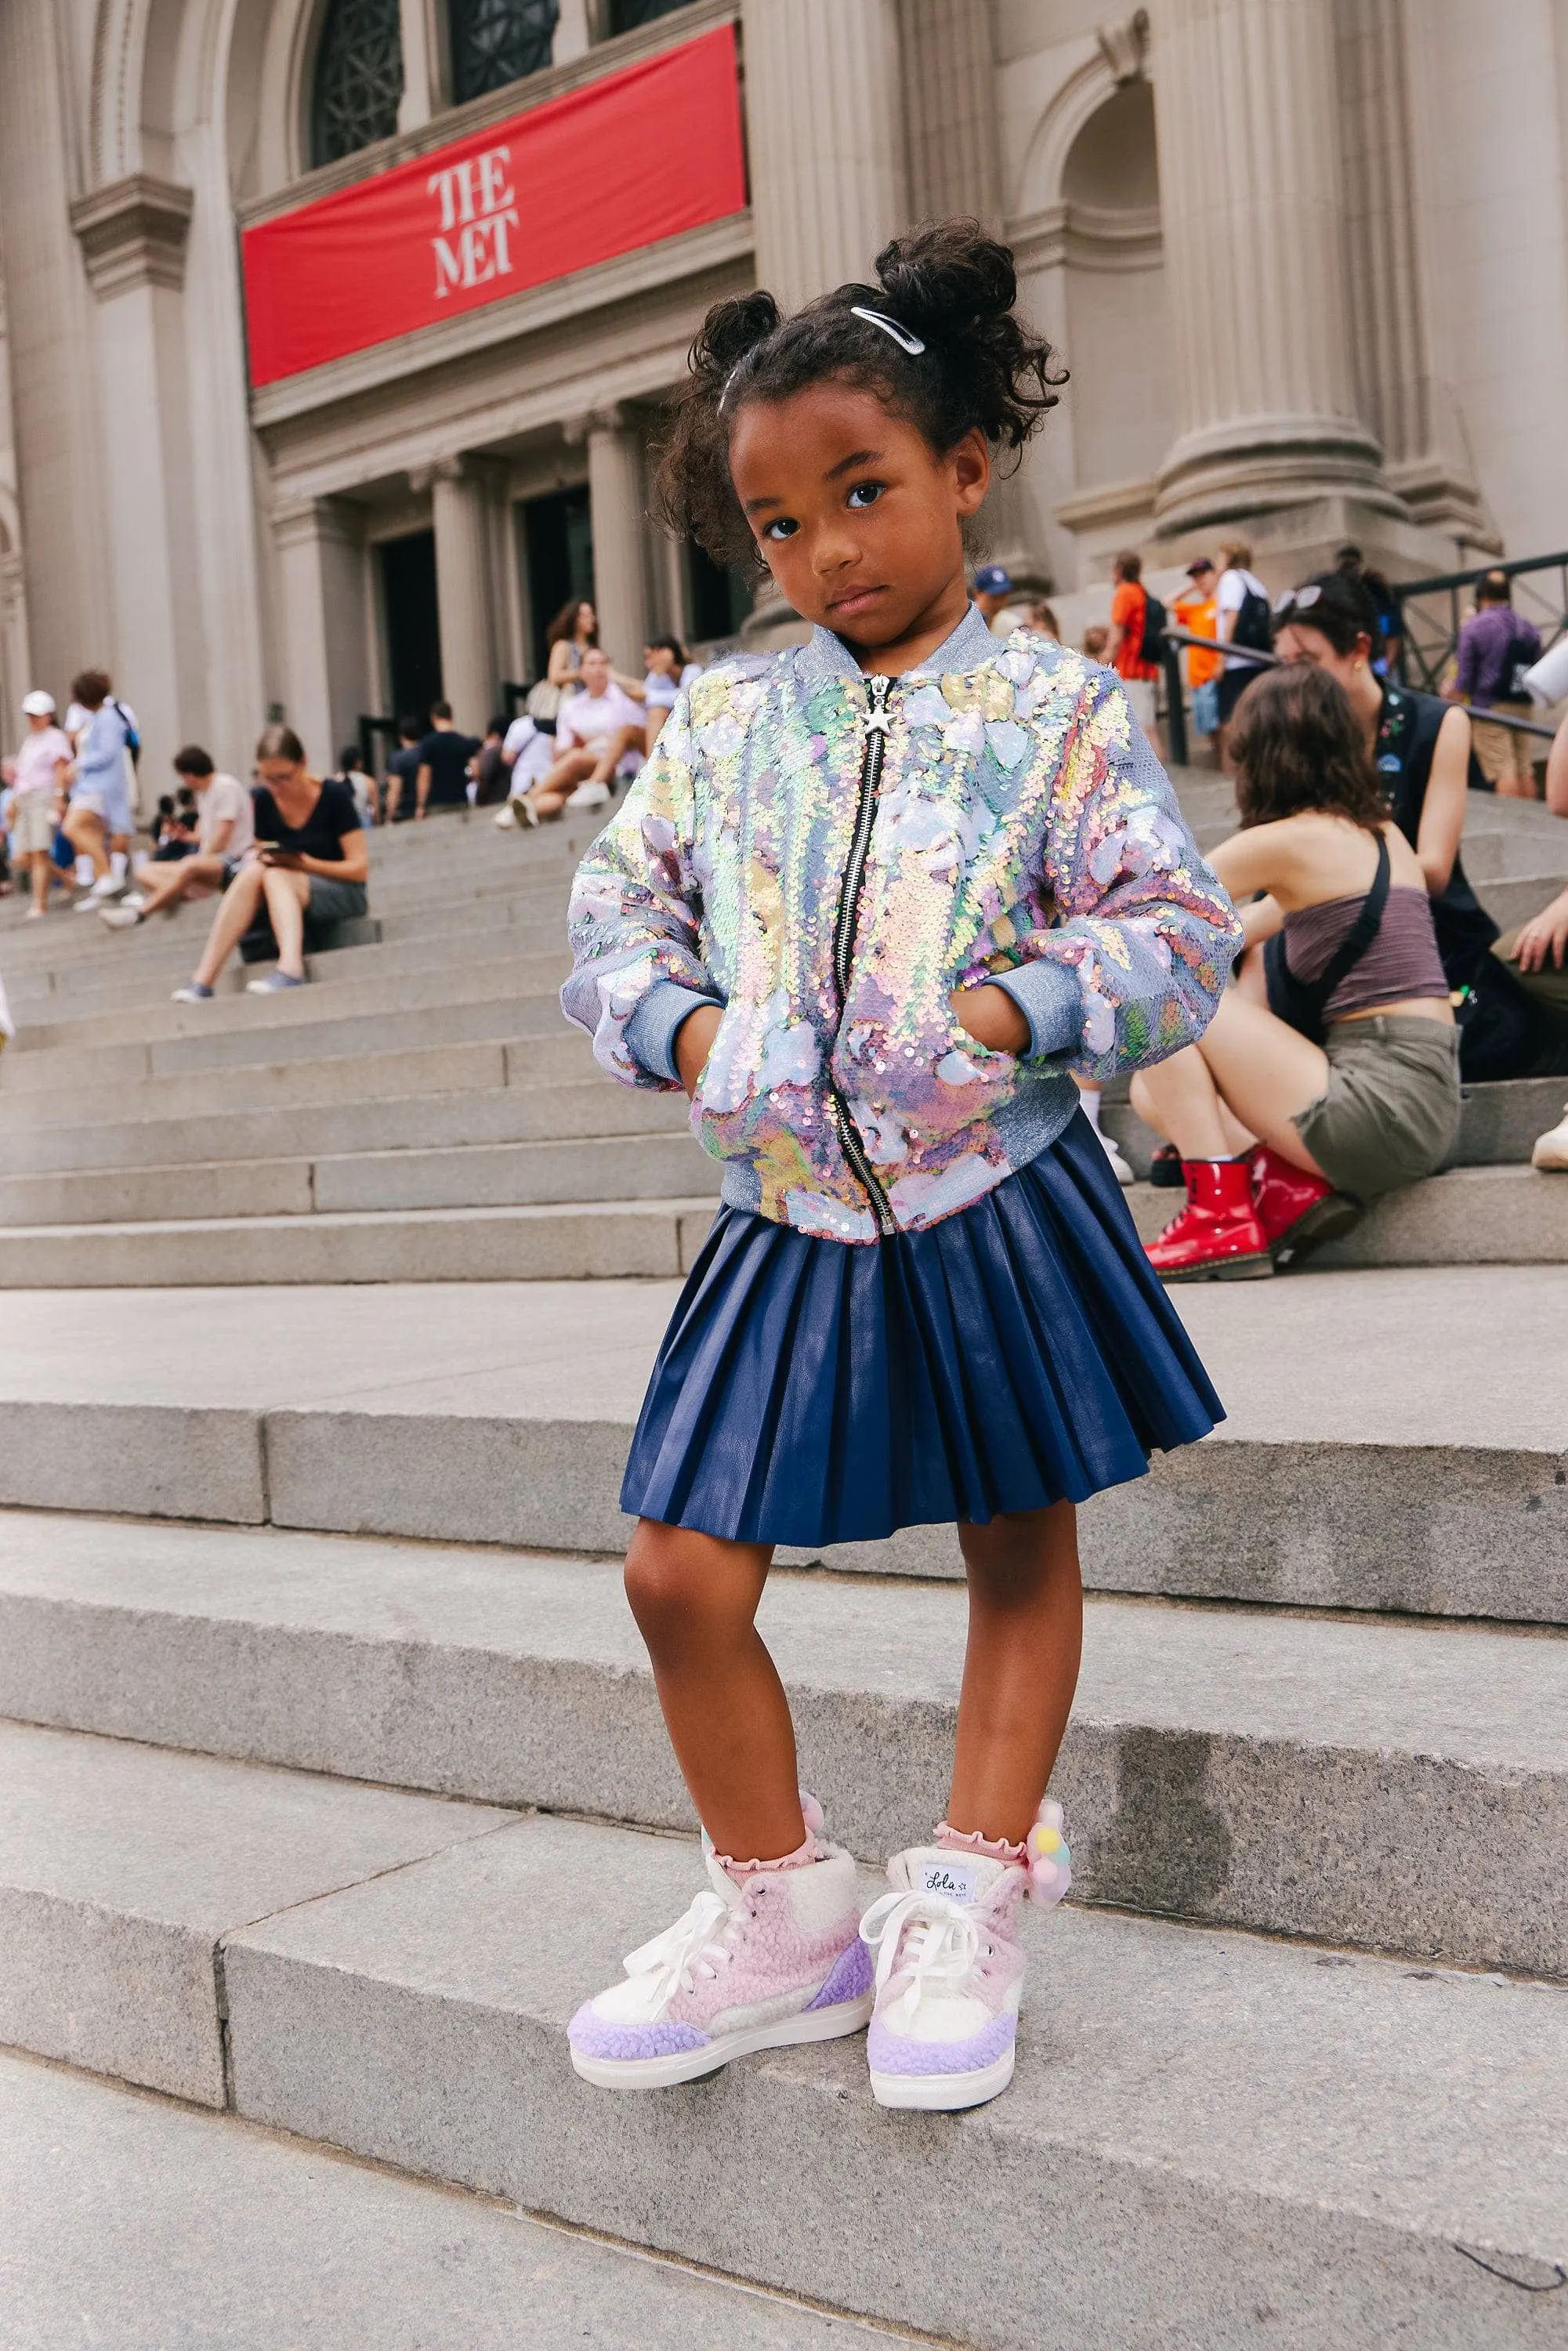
[
  {"x1": 708, "y1": 1790, "x2": 827, "y2": 1882},
  {"x1": 936, "y1": 1819, "x2": 1027, "y2": 1867}
]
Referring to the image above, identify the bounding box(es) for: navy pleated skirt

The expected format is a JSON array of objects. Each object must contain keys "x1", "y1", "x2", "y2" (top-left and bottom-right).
[{"x1": 621, "y1": 1110, "x2": 1223, "y2": 1548}]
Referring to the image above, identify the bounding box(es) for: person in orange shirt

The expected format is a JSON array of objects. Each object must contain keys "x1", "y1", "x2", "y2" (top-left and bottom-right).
[
  {"x1": 1171, "y1": 556, "x2": 1222, "y2": 746},
  {"x1": 1106, "y1": 549, "x2": 1160, "y2": 746}
]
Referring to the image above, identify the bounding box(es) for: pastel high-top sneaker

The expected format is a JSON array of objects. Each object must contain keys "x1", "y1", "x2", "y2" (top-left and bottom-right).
[
  {"x1": 569, "y1": 1831, "x2": 873, "y2": 2090},
  {"x1": 860, "y1": 1846, "x2": 1029, "y2": 2111}
]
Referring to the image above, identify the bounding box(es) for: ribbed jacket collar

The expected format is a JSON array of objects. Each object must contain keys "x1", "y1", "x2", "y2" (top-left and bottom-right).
[{"x1": 796, "y1": 600, "x2": 1000, "y2": 691}]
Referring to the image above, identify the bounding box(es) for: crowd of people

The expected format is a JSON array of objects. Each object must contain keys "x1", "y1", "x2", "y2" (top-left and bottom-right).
[
  {"x1": 5, "y1": 567, "x2": 1568, "y2": 1193},
  {"x1": 1133, "y1": 564, "x2": 1568, "y2": 1274}
]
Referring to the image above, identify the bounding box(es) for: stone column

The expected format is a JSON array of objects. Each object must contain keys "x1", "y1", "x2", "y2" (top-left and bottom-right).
[
  {"x1": 1150, "y1": 0, "x2": 1395, "y2": 536},
  {"x1": 429, "y1": 458, "x2": 500, "y2": 732},
  {"x1": 70, "y1": 173, "x2": 205, "y2": 789},
  {"x1": 272, "y1": 498, "x2": 370, "y2": 774},
  {"x1": 1335, "y1": 0, "x2": 1483, "y2": 534},
  {"x1": 0, "y1": 0, "x2": 110, "y2": 701},
  {"x1": 741, "y1": 0, "x2": 908, "y2": 307},
  {"x1": 585, "y1": 409, "x2": 650, "y2": 674},
  {"x1": 897, "y1": 1, "x2": 1000, "y2": 229}
]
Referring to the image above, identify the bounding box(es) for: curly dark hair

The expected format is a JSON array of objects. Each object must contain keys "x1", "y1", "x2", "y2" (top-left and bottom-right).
[
  {"x1": 652, "y1": 219, "x2": 1066, "y2": 571},
  {"x1": 1230, "y1": 665, "x2": 1388, "y2": 836}
]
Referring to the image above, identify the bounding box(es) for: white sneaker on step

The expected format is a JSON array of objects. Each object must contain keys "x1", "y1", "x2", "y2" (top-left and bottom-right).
[
  {"x1": 569, "y1": 1831, "x2": 871, "y2": 2090},
  {"x1": 860, "y1": 1846, "x2": 1029, "y2": 2113}
]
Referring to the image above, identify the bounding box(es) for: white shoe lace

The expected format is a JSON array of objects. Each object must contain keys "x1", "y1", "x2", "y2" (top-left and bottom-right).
[
  {"x1": 859, "y1": 1889, "x2": 983, "y2": 2019},
  {"x1": 619, "y1": 1889, "x2": 741, "y2": 2016}
]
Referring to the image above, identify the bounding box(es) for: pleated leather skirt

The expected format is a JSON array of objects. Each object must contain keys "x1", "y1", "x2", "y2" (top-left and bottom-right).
[{"x1": 621, "y1": 1110, "x2": 1223, "y2": 1549}]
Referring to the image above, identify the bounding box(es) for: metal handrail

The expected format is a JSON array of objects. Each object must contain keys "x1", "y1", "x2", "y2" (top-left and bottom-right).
[
  {"x1": 1388, "y1": 549, "x2": 1568, "y2": 697},
  {"x1": 1161, "y1": 625, "x2": 1276, "y2": 668}
]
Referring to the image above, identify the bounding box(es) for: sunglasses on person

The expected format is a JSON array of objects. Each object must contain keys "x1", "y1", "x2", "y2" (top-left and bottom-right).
[{"x1": 1272, "y1": 585, "x2": 1324, "y2": 620}]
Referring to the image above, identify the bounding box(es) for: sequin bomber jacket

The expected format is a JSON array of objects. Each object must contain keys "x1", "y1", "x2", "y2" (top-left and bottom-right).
[{"x1": 562, "y1": 603, "x2": 1240, "y2": 1244}]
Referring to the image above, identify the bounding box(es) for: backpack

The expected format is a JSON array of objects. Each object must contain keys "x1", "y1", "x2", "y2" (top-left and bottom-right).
[
  {"x1": 111, "y1": 700, "x2": 141, "y2": 767},
  {"x1": 1138, "y1": 590, "x2": 1168, "y2": 667},
  {"x1": 1229, "y1": 584, "x2": 1273, "y2": 654}
]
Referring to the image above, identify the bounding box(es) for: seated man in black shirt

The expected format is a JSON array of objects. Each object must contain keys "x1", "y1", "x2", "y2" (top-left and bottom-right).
[
  {"x1": 414, "y1": 701, "x2": 481, "y2": 818},
  {"x1": 382, "y1": 718, "x2": 424, "y2": 824}
]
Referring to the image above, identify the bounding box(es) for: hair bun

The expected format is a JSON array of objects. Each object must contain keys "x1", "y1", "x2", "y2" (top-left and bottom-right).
[
  {"x1": 691, "y1": 292, "x2": 781, "y2": 387},
  {"x1": 872, "y1": 220, "x2": 1017, "y2": 342}
]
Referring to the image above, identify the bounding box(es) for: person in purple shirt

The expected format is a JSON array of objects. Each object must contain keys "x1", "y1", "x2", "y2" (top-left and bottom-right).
[{"x1": 1450, "y1": 572, "x2": 1542, "y2": 798}]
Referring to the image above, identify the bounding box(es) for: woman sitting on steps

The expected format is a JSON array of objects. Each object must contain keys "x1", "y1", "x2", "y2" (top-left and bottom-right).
[
  {"x1": 172, "y1": 725, "x2": 368, "y2": 1002},
  {"x1": 1133, "y1": 664, "x2": 1461, "y2": 1279}
]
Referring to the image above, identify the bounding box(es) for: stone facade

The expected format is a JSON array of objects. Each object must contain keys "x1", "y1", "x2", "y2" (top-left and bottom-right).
[{"x1": 0, "y1": 0, "x2": 1565, "y2": 781}]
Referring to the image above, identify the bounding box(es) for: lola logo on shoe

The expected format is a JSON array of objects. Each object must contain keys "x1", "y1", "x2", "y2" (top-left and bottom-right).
[{"x1": 917, "y1": 1860, "x2": 980, "y2": 1904}]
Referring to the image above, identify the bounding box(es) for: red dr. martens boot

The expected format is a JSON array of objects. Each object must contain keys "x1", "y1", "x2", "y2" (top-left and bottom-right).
[
  {"x1": 1145, "y1": 1157, "x2": 1273, "y2": 1282},
  {"x1": 1247, "y1": 1145, "x2": 1363, "y2": 1270}
]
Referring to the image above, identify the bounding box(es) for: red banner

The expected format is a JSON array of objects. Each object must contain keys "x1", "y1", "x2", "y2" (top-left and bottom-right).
[{"x1": 242, "y1": 24, "x2": 745, "y2": 386}]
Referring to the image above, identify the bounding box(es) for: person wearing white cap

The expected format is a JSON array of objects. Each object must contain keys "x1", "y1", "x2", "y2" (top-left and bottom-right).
[{"x1": 9, "y1": 692, "x2": 74, "y2": 918}]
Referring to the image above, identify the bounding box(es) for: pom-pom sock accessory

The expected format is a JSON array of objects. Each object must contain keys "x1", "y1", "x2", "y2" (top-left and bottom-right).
[
  {"x1": 860, "y1": 1802, "x2": 1072, "y2": 2112},
  {"x1": 568, "y1": 1790, "x2": 871, "y2": 2090}
]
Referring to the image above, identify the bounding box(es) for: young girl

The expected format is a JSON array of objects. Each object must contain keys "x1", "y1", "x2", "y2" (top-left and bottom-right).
[
  {"x1": 559, "y1": 223, "x2": 1240, "y2": 2114},
  {"x1": 1135, "y1": 665, "x2": 1461, "y2": 1280}
]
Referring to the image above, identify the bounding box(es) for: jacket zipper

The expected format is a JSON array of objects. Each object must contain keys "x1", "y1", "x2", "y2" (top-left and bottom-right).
[{"x1": 827, "y1": 673, "x2": 897, "y2": 1237}]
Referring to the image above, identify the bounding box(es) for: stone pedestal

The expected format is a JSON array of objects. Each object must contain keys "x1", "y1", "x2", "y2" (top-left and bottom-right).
[
  {"x1": 585, "y1": 410, "x2": 650, "y2": 675},
  {"x1": 272, "y1": 498, "x2": 369, "y2": 775},
  {"x1": 1151, "y1": 0, "x2": 1399, "y2": 542},
  {"x1": 741, "y1": 0, "x2": 907, "y2": 308},
  {"x1": 429, "y1": 459, "x2": 499, "y2": 733}
]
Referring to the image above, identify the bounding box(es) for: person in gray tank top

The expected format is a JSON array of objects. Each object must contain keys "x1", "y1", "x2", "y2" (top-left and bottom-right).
[{"x1": 1132, "y1": 664, "x2": 1461, "y2": 1281}]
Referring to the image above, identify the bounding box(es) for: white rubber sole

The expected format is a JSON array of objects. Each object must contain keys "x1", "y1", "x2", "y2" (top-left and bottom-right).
[
  {"x1": 869, "y1": 2045, "x2": 1016, "y2": 2112},
  {"x1": 570, "y1": 1992, "x2": 873, "y2": 2091}
]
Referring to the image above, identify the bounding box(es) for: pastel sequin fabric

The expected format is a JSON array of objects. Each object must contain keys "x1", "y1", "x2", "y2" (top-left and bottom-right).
[{"x1": 562, "y1": 622, "x2": 1240, "y2": 1243}]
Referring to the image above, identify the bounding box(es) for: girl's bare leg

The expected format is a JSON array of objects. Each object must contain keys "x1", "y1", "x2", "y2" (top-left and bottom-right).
[
  {"x1": 624, "y1": 1520, "x2": 806, "y2": 1862},
  {"x1": 261, "y1": 866, "x2": 310, "y2": 977},
  {"x1": 1132, "y1": 991, "x2": 1330, "y2": 1173},
  {"x1": 948, "y1": 1502, "x2": 1084, "y2": 1846},
  {"x1": 192, "y1": 863, "x2": 266, "y2": 987},
  {"x1": 28, "y1": 851, "x2": 49, "y2": 913},
  {"x1": 63, "y1": 806, "x2": 109, "y2": 883},
  {"x1": 586, "y1": 726, "x2": 643, "y2": 787},
  {"x1": 530, "y1": 748, "x2": 597, "y2": 818}
]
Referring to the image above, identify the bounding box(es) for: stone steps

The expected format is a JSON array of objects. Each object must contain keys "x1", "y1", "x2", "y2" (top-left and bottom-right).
[
  {"x1": 2, "y1": 1721, "x2": 1560, "y2": 2350},
  {"x1": 0, "y1": 1031, "x2": 594, "y2": 1131},
  {"x1": 0, "y1": 991, "x2": 566, "y2": 1093},
  {"x1": 3, "y1": 1511, "x2": 1563, "y2": 1975},
  {"x1": 0, "y1": 1131, "x2": 714, "y2": 1228},
  {"x1": 5, "y1": 958, "x2": 566, "y2": 1063},
  {"x1": 0, "y1": 1074, "x2": 690, "y2": 1176},
  {"x1": 1, "y1": 1266, "x2": 1563, "y2": 1625},
  {"x1": 0, "y1": 1156, "x2": 1560, "y2": 1278},
  {"x1": 1, "y1": 2052, "x2": 884, "y2": 2351},
  {"x1": 0, "y1": 1195, "x2": 718, "y2": 1285}
]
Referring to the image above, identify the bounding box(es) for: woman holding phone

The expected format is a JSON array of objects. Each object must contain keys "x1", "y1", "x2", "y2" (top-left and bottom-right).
[{"x1": 172, "y1": 725, "x2": 368, "y2": 1002}]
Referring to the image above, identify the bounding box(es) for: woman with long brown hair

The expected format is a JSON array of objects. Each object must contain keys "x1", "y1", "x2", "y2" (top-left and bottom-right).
[
  {"x1": 172, "y1": 724, "x2": 368, "y2": 1002},
  {"x1": 1132, "y1": 663, "x2": 1461, "y2": 1279}
]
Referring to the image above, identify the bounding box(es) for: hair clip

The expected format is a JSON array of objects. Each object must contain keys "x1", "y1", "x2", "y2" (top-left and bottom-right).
[{"x1": 849, "y1": 306, "x2": 926, "y2": 356}]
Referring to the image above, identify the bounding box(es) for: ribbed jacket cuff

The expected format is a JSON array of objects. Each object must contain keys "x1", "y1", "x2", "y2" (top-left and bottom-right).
[
  {"x1": 623, "y1": 980, "x2": 724, "y2": 1084},
  {"x1": 988, "y1": 961, "x2": 1083, "y2": 1062}
]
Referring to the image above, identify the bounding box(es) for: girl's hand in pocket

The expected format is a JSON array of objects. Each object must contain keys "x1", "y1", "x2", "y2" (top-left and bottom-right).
[
  {"x1": 675, "y1": 1002, "x2": 724, "y2": 1098},
  {"x1": 951, "y1": 984, "x2": 1028, "y2": 1054}
]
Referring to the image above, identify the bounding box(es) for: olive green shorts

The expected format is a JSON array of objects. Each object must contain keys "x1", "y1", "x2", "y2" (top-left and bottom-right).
[{"x1": 1292, "y1": 1016, "x2": 1462, "y2": 1201}]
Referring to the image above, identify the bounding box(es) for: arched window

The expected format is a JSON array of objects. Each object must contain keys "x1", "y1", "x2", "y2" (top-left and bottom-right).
[
  {"x1": 448, "y1": 0, "x2": 559, "y2": 105},
  {"x1": 312, "y1": 0, "x2": 404, "y2": 168}
]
